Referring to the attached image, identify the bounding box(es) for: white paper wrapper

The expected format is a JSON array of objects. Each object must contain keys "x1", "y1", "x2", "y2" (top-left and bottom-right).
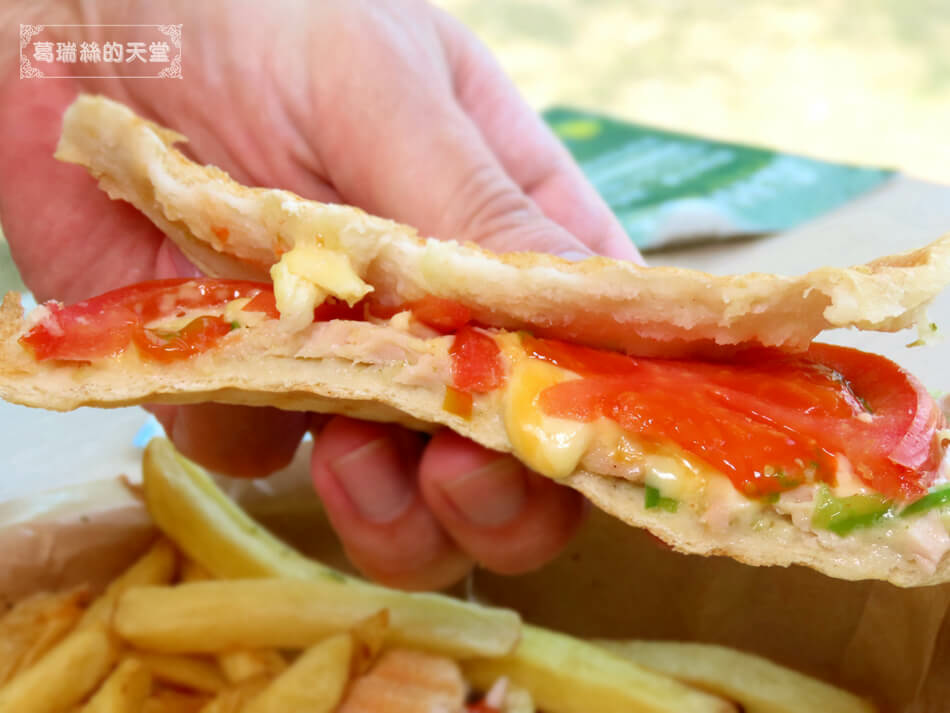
[
  {"x1": 0, "y1": 479, "x2": 152, "y2": 605},
  {"x1": 0, "y1": 443, "x2": 354, "y2": 603}
]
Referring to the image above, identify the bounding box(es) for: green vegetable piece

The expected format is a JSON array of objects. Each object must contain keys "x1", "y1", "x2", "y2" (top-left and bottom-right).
[
  {"x1": 644, "y1": 485, "x2": 659, "y2": 508},
  {"x1": 811, "y1": 486, "x2": 894, "y2": 536},
  {"x1": 644, "y1": 485, "x2": 678, "y2": 513},
  {"x1": 901, "y1": 486, "x2": 950, "y2": 518},
  {"x1": 230, "y1": 320, "x2": 241, "y2": 330}
]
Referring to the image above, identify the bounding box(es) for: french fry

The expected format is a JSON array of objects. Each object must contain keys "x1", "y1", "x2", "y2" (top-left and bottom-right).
[
  {"x1": 0, "y1": 587, "x2": 89, "y2": 684},
  {"x1": 142, "y1": 438, "x2": 352, "y2": 583},
  {"x1": 218, "y1": 649, "x2": 286, "y2": 685},
  {"x1": 142, "y1": 438, "x2": 521, "y2": 658},
  {"x1": 597, "y1": 640, "x2": 876, "y2": 713},
  {"x1": 337, "y1": 648, "x2": 467, "y2": 713},
  {"x1": 0, "y1": 625, "x2": 118, "y2": 713},
  {"x1": 243, "y1": 633, "x2": 352, "y2": 713},
  {"x1": 129, "y1": 652, "x2": 228, "y2": 693},
  {"x1": 351, "y1": 610, "x2": 389, "y2": 676},
  {"x1": 0, "y1": 441, "x2": 883, "y2": 713},
  {"x1": 141, "y1": 689, "x2": 211, "y2": 713},
  {"x1": 79, "y1": 658, "x2": 152, "y2": 713},
  {"x1": 180, "y1": 559, "x2": 212, "y2": 583},
  {"x1": 503, "y1": 683, "x2": 536, "y2": 713},
  {"x1": 198, "y1": 676, "x2": 271, "y2": 713},
  {"x1": 116, "y1": 579, "x2": 448, "y2": 655},
  {"x1": 175, "y1": 560, "x2": 284, "y2": 685},
  {"x1": 463, "y1": 625, "x2": 736, "y2": 713},
  {"x1": 80, "y1": 538, "x2": 177, "y2": 629}
]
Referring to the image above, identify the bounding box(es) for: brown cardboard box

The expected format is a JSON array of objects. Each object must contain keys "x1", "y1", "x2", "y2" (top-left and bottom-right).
[{"x1": 476, "y1": 508, "x2": 950, "y2": 713}]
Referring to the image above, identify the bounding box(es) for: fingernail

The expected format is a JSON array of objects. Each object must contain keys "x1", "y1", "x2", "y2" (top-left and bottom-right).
[
  {"x1": 441, "y1": 457, "x2": 527, "y2": 527},
  {"x1": 329, "y1": 437, "x2": 414, "y2": 523},
  {"x1": 558, "y1": 249, "x2": 594, "y2": 262}
]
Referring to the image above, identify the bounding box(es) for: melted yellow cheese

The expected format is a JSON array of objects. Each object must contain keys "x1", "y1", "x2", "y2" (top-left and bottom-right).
[
  {"x1": 503, "y1": 358, "x2": 594, "y2": 479},
  {"x1": 146, "y1": 311, "x2": 203, "y2": 334},
  {"x1": 500, "y1": 334, "x2": 705, "y2": 487},
  {"x1": 223, "y1": 297, "x2": 252, "y2": 325},
  {"x1": 270, "y1": 244, "x2": 373, "y2": 331},
  {"x1": 499, "y1": 340, "x2": 748, "y2": 525},
  {"x1": 611, "y1": 433, "x2": 706, "y2": 501},
  {"x1": 146, "y1": 305, "x2": 230, "y2": 333},
  {"x1": 146, "y1": 297, "x2": 267, "y2": 333}
]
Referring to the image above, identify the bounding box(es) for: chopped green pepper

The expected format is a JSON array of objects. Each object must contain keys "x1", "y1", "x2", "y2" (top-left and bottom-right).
[
  {"x1": 230, "y1": 320, "x2": 241, "y2": 330},
  {"x1": 901, "y1": 486, "x2": 950, "y2": 518},
  {"x1": 811, "y1": 486, "x2": 895, "y2": 536},
  {"x1": 644, "y1": 485, "x2": 678, "y2": 513},
  {"x1": 775, "y1": 472, "x2": 803, "y2": 490}
]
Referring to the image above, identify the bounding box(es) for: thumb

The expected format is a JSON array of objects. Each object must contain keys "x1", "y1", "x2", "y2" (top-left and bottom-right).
[
  {"x1": 425, "y1": 133, "x2": 600, "y2": 259},
  {"x1": 317, "y1": 96, "x2": 596, "y2": 259},
  {"x1": 396, "y1": 107, "x2": 596, "y2": 259}
]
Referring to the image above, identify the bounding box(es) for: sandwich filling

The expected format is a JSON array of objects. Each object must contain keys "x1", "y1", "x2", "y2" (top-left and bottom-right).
[{"x1": 18, "y1": 278, "x2": 950, "y2": 570}]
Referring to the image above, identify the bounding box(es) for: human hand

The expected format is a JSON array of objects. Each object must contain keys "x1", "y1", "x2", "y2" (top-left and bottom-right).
[{"x1": 0, "y1": 0, "x2": 642, "y2": 589}]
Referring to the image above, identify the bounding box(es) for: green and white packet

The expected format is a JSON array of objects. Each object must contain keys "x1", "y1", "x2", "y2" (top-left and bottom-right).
[{"x1": 545, "y1": 107, "x2": 893, "y2": 251}]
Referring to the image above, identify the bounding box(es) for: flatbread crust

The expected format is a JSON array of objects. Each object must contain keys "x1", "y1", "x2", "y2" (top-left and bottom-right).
[
  {"x1": 0, "y1": 294, "x2": 946, "y2": 588},
  {"x1": 55, "y1": 95, "x2": 950, "y2": 357}
]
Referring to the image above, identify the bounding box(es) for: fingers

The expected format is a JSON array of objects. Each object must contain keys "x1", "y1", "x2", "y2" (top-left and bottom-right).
[
  {"x1": 311, "y1": 418, "x2": 585, "y2": 587},
  {"x1": 310, "y1": 417, "x2": 472, "y2": 590},
  {"x1": 419, "y1": 430, "x2": 586, "y2": 574},
  {"x1": 150, "y1": 403, "x2": 308, "y2": 479},
  {"x1": 434, "y1": 10, "x2": 643, "y2": 263},
  {"x1": 0, "y1": 78, "x2": 168, "y2": 302},
  {"x1": 310, "y1": 29, "x2": 598, "y2": 260},
  {"x1": 153, "y1": 238, "x2": 204, "y2": 280}
]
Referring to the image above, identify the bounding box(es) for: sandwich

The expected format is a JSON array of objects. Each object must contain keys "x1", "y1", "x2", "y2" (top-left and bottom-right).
[{"x1": 1, "y1": 94, "x2": 949, "y2": 586}]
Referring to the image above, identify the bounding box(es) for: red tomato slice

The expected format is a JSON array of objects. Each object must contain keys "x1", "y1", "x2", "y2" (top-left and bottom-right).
[
  {"x1": 408, "y1": 296, "x2": 472, "y2": 333},
  {"x1": 535, "y1": 339, "x2": 944, "y2": 500},
  {"x1": 20, "y1": 279, "x2": 271, "y2": 362},
  {"x1": 312, "y1": 297, "x2": 365, "y2": 322},
  {"x1": 19, "y1": 302, "x2": 139, "y2": 361},
  {"x1": 244, "y1": 292, "x2": 367, "y2": 323},
  {"x1": 522, "y1": 334, "x2": 639, "y2": 375},
  {"x1": 23, "y1": 278, "x2": 372, "y2": 364},
  {"x1": 450, "y1": 326, "x2": 504, "y2": 393},
  {"x1": 242, "y1": 290, "x2": 281, "y2": 319},
  {"x1": 805, "y1": 343, "x2": 944, "y2": 499},
  {"x1": 540, "y1": 371, "x2": 836, "y2": 496},
  {"x1": 365, "y1": 296, "x2": 472, "y2": 333},
  {"x1": 130, "y1": 279, "x2": 269, "y2": 323},
  {"x1": 366, "y1": 300, "x2": 404, "y2": 321},
  {"x1": 131, "y1": 315, "x2": 234, "y2": 363}
]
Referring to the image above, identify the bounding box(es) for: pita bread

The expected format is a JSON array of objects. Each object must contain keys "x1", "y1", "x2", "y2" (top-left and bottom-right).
[
  {"x1": 54, "y1": 95, "x2": 950, "y2": 357},
  {"x1": 2, "y1": 94, "x2": 949, "y2": 587},
  {"x1": 0, "y1": 293, "x2": 947, "y2": 588}
]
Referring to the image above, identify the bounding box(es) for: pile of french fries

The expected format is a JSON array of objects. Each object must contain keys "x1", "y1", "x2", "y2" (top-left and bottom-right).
[{"x1": 0, "y1": 438, "x2": 877, "y2": 713}]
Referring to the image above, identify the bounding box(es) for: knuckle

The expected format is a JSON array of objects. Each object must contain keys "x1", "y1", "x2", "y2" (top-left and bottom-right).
[{"x1": 442, "y1": 161, "x2": 539, "y2": 245}]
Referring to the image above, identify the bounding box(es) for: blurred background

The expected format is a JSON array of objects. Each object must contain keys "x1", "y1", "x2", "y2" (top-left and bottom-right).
[{"x1": 436, "y1": 0, "x2": 950, "y2": 184}]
